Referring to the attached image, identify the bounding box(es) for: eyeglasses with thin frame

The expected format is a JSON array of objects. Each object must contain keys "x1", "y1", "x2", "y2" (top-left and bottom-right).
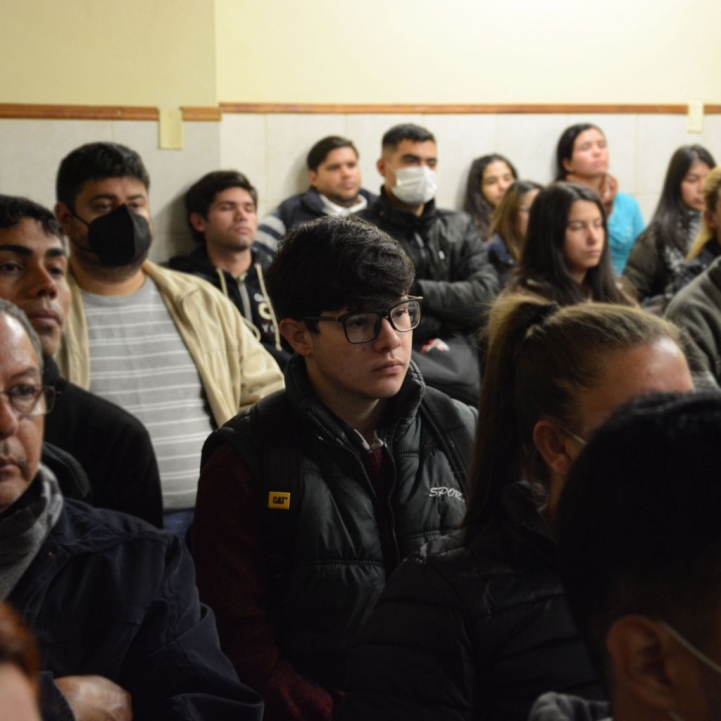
[
  {"x1": 303, "y1": 297, "x2": 423, "y2": 344},
  {"x1": 0, "y1": 385, "x2": 56, "y2": 418}
]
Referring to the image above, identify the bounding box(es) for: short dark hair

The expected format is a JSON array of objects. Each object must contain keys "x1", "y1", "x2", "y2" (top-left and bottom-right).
[
  {"x1": 265, "y1": 216, "x2": 415, "y2": 327},
  {"x1": 306, "y1": 136, "x2": 358, "y2": 172},
  {"x1": 56, "y1": 142, "x2": 150, "y2": 210},
  {"x1": 557, "y1": 392, "x2": 721, "y2": 685},
  {"x1": 184, "y1": 170, "x2": 258, "y2": 244},
  {"x1": 510, "y1": 182, "x2": 628, "y2": 305},
  {"x1": 381, "y1": 124, "x2": 436, "y2": 153},
  {"x1": 0, "y1": 299, "x2": 44, "y2": 372},
  {"x1": 555, "y1": 123, "x2": 603, "y2": 181},
  {"x1": 0, "y1": 195, "x2": 63, "y2": 241}
]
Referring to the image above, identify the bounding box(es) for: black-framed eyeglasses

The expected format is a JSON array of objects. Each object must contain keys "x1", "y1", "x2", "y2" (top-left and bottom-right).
[
  {"x1": 0, "y1": 385, "x2": 56, "y2": 418},
  {"x1": 304, "y1": 297, "x2": 423, "y2": 344}
]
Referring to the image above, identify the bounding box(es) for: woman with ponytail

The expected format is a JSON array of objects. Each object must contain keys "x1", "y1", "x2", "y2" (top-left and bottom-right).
[{"x1": 345, "y1": 295, "x2": 692, "y2": 721}]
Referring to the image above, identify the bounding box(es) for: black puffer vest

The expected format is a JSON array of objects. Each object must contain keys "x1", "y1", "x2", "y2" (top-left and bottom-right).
[{"x1": 201, "y1": 357, "x2": 471, "y2": 689}]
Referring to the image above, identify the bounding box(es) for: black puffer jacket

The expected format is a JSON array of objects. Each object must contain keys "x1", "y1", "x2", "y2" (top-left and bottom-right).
[
  {"x1": 343, "y1": 482, "x2": 605, "y2": 721},
  {"x1": 357, "y1": 190, "x2": 499, "y2": 342}
]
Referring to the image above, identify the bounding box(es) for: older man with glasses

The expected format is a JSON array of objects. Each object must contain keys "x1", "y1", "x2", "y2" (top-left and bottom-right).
[
  {"x1": 191, "y1": 216, "x2": 477, "y2": 721},
  {"x1": 0, "y1": 299, "x2": 264, "y2": 721}
]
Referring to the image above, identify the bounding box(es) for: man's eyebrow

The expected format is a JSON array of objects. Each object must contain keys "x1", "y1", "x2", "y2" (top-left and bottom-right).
[
  {"x1": 0, "y1": 244, "x2": 32, "y2": 256},
  {"x1": 9, "y1": 367, "x2": 40, "y2": 381},
  {"x1": 46, "y1": 247, "x2": 68, "y2": 259}
]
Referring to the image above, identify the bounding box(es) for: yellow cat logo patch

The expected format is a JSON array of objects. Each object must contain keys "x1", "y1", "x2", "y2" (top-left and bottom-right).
[{"x1": 268, "y1": 492, "x2": 291, "y2": 510}]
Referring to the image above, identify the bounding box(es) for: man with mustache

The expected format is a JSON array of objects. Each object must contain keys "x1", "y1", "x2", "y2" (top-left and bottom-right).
[
  {"x1": 0, "y1": 194, "x2": 162, "y2": 525},
  {"x1": 0, "y1": 298, "x2": 264, "y2": 721}
]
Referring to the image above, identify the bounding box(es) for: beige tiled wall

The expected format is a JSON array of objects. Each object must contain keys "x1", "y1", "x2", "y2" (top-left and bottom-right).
[{"x1": 1, "y1": 113, "x2": 720, "y2": 263}]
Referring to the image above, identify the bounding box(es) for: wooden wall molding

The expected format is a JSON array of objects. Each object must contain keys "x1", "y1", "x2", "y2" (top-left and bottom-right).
[
  {"x1": 0, "y1": 103, "x2": 159, "y2": 120},
  {"x1": 220, "y1": 102, "x2": 721, "y2": 115},
  {"x1": 1, "y1": 102, "x2": 720, "y2": 120}
]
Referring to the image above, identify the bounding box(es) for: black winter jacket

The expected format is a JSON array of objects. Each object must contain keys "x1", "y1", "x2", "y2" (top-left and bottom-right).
[
  {"x1": 166, "y1": 245, "x2": 291, "y2": 368},
  {"x1": 357, "y1": 190, "x2": 499, "y2": 342},
  {"x1": 196, "y1": 357, "x2": 474, "y2": 691},
  {"x1": 343, "y1": 482, "x2": 605, "y2": 721},
  {"x1": 9, "y1": 488, "x2": 264, "y2": 721},
  {"x1": 256, "y1": 186, "x2": 377, "y2": 250},
  {"x1": 43, "y1": 357, "x2": 163, "y2": 526}
]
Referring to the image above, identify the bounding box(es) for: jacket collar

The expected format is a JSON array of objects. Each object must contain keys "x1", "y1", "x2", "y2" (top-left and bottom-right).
[
  {"x1": 373, "y1": 187, "x2": 438, "y2": 229},
  {"x1": 284, "y1": 354, "x2": 425, "y2": 447}
]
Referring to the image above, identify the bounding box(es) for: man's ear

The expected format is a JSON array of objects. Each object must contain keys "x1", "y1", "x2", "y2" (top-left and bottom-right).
[
  {"x1": 376, "y1": 157, "x2": 387, "y2": 179},
  {"x1": 308, "y1": 169, "x2": 318, "y2": 189},
  {"x1": 189, "y1": 212, "x2": 207, "y2": 234},
  {"x1": 54, "y1": 202, "x2": 74, "y2": 236},
  {"x1": 532, "y1": 419, "x2": 574, "y2": 477},
  {"x1": 279, "y1": 318, "x2": 313, "y2": 357},
  {"x1": 606, "y1": 616, "x2": 685, "y2": 712}
]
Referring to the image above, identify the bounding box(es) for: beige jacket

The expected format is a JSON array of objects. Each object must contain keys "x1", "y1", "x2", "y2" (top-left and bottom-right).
[{"x1": 56, "y1": 261, "x2": 285, "y2": 427}]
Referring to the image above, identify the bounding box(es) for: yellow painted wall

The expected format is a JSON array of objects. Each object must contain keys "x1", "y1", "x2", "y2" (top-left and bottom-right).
[
  {"x1": 0, "y1": 0, "x2": 217, "y2": 107},
  {"x1": 216, "y1": 0, "x2": 721, "y2": 104}
]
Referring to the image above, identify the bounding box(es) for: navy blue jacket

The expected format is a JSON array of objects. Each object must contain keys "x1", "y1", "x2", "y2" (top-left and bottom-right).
[{"x1": 9, "y1": 494, "x2": 264, "y2": 721}]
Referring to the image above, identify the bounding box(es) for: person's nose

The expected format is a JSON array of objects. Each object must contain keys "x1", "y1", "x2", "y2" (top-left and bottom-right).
[
  {"x1": 0, "y1": 393, "x2": 19, "y2": 440},
  {"x1": 31, "y1": 266, "x2": 58, "y2": 299},
  {"x1": 373, "y1": 317, "x2": 402, "y2": 351}
]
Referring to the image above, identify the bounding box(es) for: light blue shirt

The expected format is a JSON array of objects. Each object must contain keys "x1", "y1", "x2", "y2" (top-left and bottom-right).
[{"x1": 607, "y1": 192, "x2": 645, "y2": 275}]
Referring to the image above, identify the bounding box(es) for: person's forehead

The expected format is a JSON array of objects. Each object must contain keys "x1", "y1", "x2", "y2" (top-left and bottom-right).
[
  {"x1": 211, "y1": 186, "x2": 255, "y2": 206},
  {"x1": 0, "y1": 219, "x2": 65, "y2": 257},
  {"x1": 320, "y1": 146, "x2": 358, "y2": 167},
  {"x1": 392, "y1": 139, "x2": 437, "y2": 158},
  {"x1": 0, "y1": 315, "x2": 40, "y2": 373},
  {"x1": 76, "y1": 176, "x2": 149, "y2": 202}
]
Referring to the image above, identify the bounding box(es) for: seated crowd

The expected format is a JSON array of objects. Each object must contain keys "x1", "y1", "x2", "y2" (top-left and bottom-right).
[{"x1": 0, "y1": 117, "x2": 719, "y2": 721}]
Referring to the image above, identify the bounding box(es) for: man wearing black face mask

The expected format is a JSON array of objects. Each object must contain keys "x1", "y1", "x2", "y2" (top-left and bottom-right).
[{"x1": 53, "y1": 142, "x2": 284, "y2": 535}]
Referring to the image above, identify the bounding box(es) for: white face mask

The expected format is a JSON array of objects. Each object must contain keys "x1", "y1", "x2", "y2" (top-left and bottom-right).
[
  {"x1": 661, "y1": 621, "x2": 721, "y2": 721},
  {"x1": 390, "y1": 165, "x2": 437, "y2": 206}
]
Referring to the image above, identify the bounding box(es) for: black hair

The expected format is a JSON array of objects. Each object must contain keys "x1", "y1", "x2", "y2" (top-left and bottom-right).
[
  {"x1": 56, "y1": 142, "x2": 150, "y2": 210},
  {"x1": 465, "y1": 295, "x2": 680, "y2": 526},
  {"x1": 555, "y1": 123, "x2": 603, "y2": 181},
  {"x1": 0, "y1": 299, "x2": 44, "y2": 372},
  {"x1": 557, "y1": 392, "x2": 721, "y2": 685},
  {"x1": 646, "y1": 145, "x2": 716, "y2": 255},
  {"x1": 381, "y1": 124, "x2": 436, "y2": 152},
  {"x1": 184, "y1": 170, "x2": 258, "y2": 244},
  {"x1": 0, "y1": 195, "x2": 63, "y2": 240},
  {"x1": 463, "y1": 154, "x2": 519, "y2": 240},
  {"x1": 265, "y1": 215, "x2": 415, "y2": 327},
  {"x1": 509, "y1": 182, "x2": 629, "y2": 305},
  {"x1": 306, "y1": 136, "x2": 358, "y2": 172}
]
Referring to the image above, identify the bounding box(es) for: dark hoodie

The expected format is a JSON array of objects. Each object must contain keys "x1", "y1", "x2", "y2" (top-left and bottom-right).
[{"x1": 167, "y1": 244, "x2": 291, "y2": 368}]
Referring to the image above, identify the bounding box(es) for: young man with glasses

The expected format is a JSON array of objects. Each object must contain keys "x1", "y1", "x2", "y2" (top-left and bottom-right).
[{"x1": 191, "y1": 216, "x2": 476, "y2": 721}]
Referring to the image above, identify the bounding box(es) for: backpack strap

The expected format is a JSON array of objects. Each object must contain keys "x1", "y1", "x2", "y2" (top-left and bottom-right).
[
  {"x1": 419, "y1": 387, "x2": 475, "y2": 493},
  {"x1": 201, "y1": 390, "x2": 300, "y2": 604}
]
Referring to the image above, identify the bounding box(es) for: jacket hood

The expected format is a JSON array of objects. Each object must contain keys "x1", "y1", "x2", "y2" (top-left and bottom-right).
[{"x1": 529, "y1": 692, "x2": 611, "y2": 721}]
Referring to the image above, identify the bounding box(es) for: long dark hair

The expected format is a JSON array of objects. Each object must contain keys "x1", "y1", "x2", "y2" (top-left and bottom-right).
[
  {"x1": 509, "y1": 182, "x2": 629, "y2": 305},
  {"x1": 464, "y1": 295, "x2": 682, "y2": 526},
  {"x1": 648, "y1": 145, "x2": 716, "y2": 255},
  {"x1": 555, "y1": 123, "x2": 602, "y2": 181},
  {"x1": 488, "y1": 180, "x2": 544, "y2": 262},
  {"x1": 463, "y1": 154, "x2": 518, "y2": 240}
]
